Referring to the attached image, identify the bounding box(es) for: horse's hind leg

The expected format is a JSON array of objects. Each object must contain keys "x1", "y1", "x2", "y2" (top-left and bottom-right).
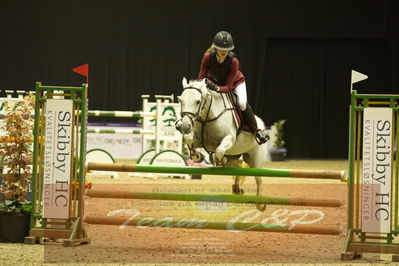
[
  {"x1": 225, "y1": 158, "x2": 245, "y2": 195},
  {"x1": 232, "y1": 176, "x2": 244, "y2": 195},
  {"x1": 253, "y1": 176, "x2": 266, "y2": 211},
  {"x1": 233, "y1": 162, "x2": 248, "y2": 195},
  {"x1": 243, "y1": 146, "x2": 267, "y2": 212}
]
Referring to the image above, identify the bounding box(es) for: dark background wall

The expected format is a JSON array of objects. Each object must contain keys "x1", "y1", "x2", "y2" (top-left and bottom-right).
[{"x1": 1, "y1": 0, "x2": 398, "y2": 159}]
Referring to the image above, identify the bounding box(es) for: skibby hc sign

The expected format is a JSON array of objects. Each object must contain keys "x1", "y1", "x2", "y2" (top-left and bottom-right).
[
  {"x1": 362, "y1": 108, "x2": 392, "y2": 233},
  {"x1": 43, "y1": 99, "x2": 73, "y2": 219}
]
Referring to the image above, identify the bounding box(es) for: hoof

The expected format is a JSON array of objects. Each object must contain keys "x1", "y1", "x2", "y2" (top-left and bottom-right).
[
  {"x1": 192, "y1": 151, "x2": 204, "y2": 162},
  {"x1": 232, "y1": 185, "x2": 244, "y2": 195},
  {"x1": 215, "y1": 149, "x2": 225, "y2": 162},
  {"x1": 256, "y1": 203, "x2": 267, "y2": 212},
  {"x1": 232, "y1": 188, "x2": 244, "y2": 195},
  {"x1": 212, "y1": 153, "x2": 224, "y2": 166}
]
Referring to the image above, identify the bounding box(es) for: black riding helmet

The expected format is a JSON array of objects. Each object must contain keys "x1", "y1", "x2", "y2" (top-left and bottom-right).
[{"x1": 212, "y1": 31, "x2": 234, "y2": 51}]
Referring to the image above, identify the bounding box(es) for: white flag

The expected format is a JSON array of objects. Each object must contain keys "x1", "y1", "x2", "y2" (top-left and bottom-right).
[{"x1": 351, "y1": 70, "x2": 368, "y2": 84}]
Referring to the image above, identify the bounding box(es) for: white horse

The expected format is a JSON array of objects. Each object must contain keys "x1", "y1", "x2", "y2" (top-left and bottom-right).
[{"x1": 176, "y1": 78, "x2": 268, "y2": 210}]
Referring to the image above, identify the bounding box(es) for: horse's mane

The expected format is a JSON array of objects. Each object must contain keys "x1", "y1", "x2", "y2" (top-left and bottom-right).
[{"x1": 187, "y1": 79, "x2": 206, "y2": 88}]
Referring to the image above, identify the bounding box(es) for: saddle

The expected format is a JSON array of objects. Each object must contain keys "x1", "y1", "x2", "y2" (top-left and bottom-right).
[{"x1": 220, "y1": 92, "x2": 253, "y2": 134}]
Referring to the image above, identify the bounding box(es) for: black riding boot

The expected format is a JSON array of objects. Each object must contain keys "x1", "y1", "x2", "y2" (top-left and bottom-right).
[{"x1": 242, "y1": 104, "x2": 270, "y2": 145}]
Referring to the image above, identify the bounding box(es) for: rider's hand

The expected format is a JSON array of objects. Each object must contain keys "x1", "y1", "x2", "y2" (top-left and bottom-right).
[{"x1": 205, "y1": 79, "x2": 219, "y2": 92}]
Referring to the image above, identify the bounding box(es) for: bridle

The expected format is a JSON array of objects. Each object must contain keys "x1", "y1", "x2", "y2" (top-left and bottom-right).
[
  {"x1": 175, "y1": 85, "x2": 212, "y2": 156},
  {"x1": 178, "y1": 86, "x2": 211, "y2": 125}
]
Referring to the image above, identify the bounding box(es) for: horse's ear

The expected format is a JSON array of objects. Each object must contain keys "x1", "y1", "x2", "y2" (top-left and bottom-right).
[{"x1": 182, "y1": 77, "x2": 188, "y2": 88}]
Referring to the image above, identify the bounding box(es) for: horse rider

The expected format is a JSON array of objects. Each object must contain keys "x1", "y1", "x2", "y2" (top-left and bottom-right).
[{"x1": 198, "y1": 30, "x2": 270, "y2": 145}]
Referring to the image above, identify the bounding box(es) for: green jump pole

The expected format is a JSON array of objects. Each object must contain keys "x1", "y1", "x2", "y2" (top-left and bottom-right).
[
  {"x1": 85, "y1": 190, "x2": 343, "y2": 208},
  {"x1": 87, "y1": 162, "x2": 346, "y2": 181},
  {"x1": 83, "y1": 216, "x2": 342, "y2": 235}
]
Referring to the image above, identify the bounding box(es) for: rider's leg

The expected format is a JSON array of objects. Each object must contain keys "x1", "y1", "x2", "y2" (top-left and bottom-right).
[
  {"x1": 234, "y1": 82, "x2": 248, "y2": 111},
  {"x1": 242, "y1": 103, "x2": 258, "y2": 130},
  {"x1": 234, "y1": 83, "x2": 269, "y2": 145}
]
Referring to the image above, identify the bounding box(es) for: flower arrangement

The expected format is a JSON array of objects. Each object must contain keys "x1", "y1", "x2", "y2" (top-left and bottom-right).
[
  {"x1": 269, "y1": 119, "x2": 287, "y2": 161},
  {"x1": 272, "y1": 119, "x2": 286, "y2": 150},
  {"x1": 0, "y1": 93, "x2": 35, "y2": 214}
]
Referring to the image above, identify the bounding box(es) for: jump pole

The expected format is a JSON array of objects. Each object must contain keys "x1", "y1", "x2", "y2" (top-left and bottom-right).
[
  {"x1": 85, "y1": 190, "x2": 342, "y2": 208},
  {"x1": 87, "y1": 162, "x2": 346, "y2": 181},
  {"x1": 86, "y1": 128, "x2": 155, "y2": 135},
  {"x1": 88, "y1": 110, "x2": 155, "y2": 118},
  {"x1": 83, "y1": 216, "x2": 342, "y2": 235}
]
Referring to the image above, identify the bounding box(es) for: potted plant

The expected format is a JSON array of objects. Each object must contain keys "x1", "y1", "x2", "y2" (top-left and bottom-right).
[
  {"x1": 0, "y1": 93, "x2": 34, "y2": 243},
  {"x1": 269, "y1": 119, "x2": 287, "y2": 161}
]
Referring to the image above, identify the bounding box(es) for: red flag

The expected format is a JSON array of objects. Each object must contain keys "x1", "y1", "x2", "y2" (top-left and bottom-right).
[
  {"x1": 73, "y1": 63, "x2": 88, "y2": 77},
  {"x1": 73, "y1": 63, "x2": 89, "y2": 84}
]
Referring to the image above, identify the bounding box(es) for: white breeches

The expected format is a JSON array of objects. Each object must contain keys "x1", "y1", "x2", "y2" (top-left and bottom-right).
[{"x1": 234, "y1": 82, "x2": 247, "y2": 111}]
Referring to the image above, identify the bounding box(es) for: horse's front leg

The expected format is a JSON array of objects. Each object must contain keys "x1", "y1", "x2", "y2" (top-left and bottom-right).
[
  {"x1": 214, "y1": 134, "x2": 235, "y2": 166},
  {"x1": 183, "y1": 132, "x2": 194, "y2": 147},
  {"x1": 183, "y1": 132, "x2": 206, "y2": 163}
]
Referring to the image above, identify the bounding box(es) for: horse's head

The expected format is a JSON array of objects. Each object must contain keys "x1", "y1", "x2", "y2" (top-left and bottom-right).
[{"x1": 176, "y1": 77, "x2": 209, "y2": 134}]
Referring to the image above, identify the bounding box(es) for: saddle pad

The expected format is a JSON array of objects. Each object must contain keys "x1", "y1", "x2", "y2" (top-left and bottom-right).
[
  {"x1": 222, "y1": 92, "x2": 253, "y2": 133},
  {"x1": 221, "y1": 92, "x2": 240, "y2": 129}
]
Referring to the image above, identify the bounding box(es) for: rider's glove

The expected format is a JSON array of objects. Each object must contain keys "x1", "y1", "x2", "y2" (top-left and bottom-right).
[{"x1": 205, "y1": 79, "x2": 219, "y2": 92}]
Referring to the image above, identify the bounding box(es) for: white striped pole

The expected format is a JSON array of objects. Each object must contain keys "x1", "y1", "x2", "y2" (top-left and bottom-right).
[
  {"x1": 86, "y1": 128, "x2": 155, "y2": 134},
  {"x1": 0, "y1": 110, "x2": 156, "y2": 119},
  {"x1": 87, "y1": 110, "x2": 156, "y2": 118}
]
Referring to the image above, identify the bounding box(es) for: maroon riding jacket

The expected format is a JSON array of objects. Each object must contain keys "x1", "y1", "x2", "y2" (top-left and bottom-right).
[{"x1": 197, "y1": 52, "x2": 245, "y2": 93}]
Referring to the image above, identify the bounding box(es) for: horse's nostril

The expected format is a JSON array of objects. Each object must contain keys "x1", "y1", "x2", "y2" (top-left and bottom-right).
[{"x1": 181, "y1": 123, "x2": 192, "y2": 134}]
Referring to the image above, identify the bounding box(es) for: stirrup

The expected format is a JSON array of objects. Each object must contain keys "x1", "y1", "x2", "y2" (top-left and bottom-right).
[{"x1": 255, "y1": 129, "x2": 270, "y2": 145}]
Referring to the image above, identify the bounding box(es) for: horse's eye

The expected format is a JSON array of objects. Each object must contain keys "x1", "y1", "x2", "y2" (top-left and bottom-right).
[{"x1": 196, "y1": 100, "x2": 200, "y2": 104}]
